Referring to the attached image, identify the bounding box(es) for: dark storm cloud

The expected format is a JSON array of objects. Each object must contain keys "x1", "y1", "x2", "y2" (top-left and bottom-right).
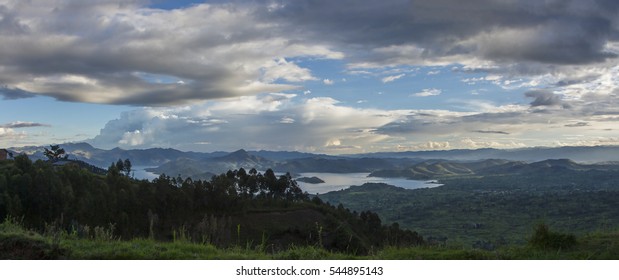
[{"x1": 261, "y1": 0, "x2": 619, "y2": 66}]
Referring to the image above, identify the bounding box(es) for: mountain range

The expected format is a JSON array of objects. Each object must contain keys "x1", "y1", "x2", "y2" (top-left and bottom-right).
[
  {"x1": 350, "y1": 146, "x2": 619, "y2": 163},
  {"x1": 369, "y1": 158, "x2": 619, "y2": 180},
  {"x1": 6, "y1": 142, "x2": 619, "y2": 179}
]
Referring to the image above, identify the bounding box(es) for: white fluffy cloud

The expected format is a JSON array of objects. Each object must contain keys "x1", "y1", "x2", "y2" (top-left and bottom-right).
[
  {"x1": 413, "y1": 88, "x2": 442, "y2": 97},
  {"x1": 0, "y1": 121, "x2": 54, "y2": 146},
  {"x1": 381, "y1": 74, "x2": 405, "y2": 83},
  {"x1": 89, "y1": 93, "x2": 406, "y2": 153}
]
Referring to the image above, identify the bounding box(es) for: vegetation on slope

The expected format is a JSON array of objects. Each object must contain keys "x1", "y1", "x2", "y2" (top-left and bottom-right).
[
  {"x1": 320, "y1": 166, "x2": 619, "y2": 249},
  {"x1": 0, "y1": 155, "x2": 421, "y2": 256},
  {"x1": 2, "y1": 216, "x2": 619, "y2": 260}
]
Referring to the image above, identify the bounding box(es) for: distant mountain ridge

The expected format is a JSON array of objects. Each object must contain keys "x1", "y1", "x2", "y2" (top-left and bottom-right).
[
  {"x1": 9, "y1": 142, "x2": 225, "y2": 168},
  {"x1": 369, "y1": 158, "x2": 619, "y2": 180},
  {"x1": 146, "y1": 149, "x2": 279, "y2": 180},
  {"x1": 351, "y1": 146, "x2": 619, "y2": 163},
  {"x1": 7, "y1": 143, "x2": 619, "y2": 180}
]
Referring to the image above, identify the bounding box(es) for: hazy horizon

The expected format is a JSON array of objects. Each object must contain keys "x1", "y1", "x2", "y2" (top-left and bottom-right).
[{"x1": 7, "y1": 141, "x2": 619, "y2": 158}]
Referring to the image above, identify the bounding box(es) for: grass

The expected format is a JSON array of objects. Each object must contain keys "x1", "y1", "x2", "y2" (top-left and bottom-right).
[
  {"x1": 375, "y1": 246, "x2": 498, "y2": 260},
  {"x1": 62, "y1": 239, "x2": 262, "y2": 260},
  {"x1": 3, "y1": 218, "x2": 619, "y2": 260},
  {"x1": 0, "y1": 216, "x2": 66, "y2": 259}
]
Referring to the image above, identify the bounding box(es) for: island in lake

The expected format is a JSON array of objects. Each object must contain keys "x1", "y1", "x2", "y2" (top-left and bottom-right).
[{"x1": 296, "y1": 176, "x2": 325, "y2": 184}]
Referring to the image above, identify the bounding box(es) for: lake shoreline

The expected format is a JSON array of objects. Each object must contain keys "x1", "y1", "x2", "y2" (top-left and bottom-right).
[{"x1": 295, "y1": 172, "x2": 442, "y2": 194}]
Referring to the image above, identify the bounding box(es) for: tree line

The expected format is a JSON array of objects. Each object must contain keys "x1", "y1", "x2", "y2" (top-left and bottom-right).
[{"x1": 0, "y1": 154, "x2": 423, "y2": 254}]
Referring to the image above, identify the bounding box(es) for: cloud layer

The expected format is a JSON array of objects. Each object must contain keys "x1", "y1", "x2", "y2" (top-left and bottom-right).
[
  {"x1": 87, "y1": 91, "x2": 619, "y2": 153},
  {"x1": 89, "y1": 93, "x2": 404, "y2": 153},
  {"x1": 0, "y1": 0, "x2": 618, "y2": 105},
  {"x1": 2, "y1": 0, "x2": 619, "y2": 152},
  {"x1": 0, "y1": 1, "x2": 340, "y2": 105}
]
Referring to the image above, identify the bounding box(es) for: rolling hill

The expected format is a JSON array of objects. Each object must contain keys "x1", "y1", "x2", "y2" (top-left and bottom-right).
[{"x1": 369, "y1": 159, "x2": 619, "y2": 180}]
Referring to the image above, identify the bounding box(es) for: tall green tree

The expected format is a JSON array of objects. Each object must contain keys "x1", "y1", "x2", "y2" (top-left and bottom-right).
[
  {"x1": 123, "y1": 159, "x2": 132, "y2": 177},
  {"x1": 44, "y1": 145, "x2": 68, "y2": 161}
]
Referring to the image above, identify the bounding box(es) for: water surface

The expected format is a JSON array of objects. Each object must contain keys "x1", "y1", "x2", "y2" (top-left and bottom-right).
[
  {"x1": 295, "y1": 172, "x2": 441, "y2": 194},
  {"x1": 132, "y1": 168, "x2": 441, "y2": 194}
]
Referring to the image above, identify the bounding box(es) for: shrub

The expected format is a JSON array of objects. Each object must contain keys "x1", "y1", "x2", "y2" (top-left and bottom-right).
[{"x1": 529, "y1": 224, "x2": 577, "y2": 250}]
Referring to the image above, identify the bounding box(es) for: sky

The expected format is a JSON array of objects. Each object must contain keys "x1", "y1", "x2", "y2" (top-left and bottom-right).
[{"x1": 1, "y1": 0, "x2": 618, "y2": 154}]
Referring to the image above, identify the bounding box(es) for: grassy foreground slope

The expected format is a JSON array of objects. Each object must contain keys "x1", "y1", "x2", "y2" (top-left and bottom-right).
[{"x1": 3, "y1": 217, "x2": 619, "y2": 259}]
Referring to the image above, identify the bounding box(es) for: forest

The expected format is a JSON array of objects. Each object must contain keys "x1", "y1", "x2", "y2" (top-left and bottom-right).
[
  {"x1": 320, "y1": 168, "x2": 619, "y2": 249},
  {"x1": 0, "y1": 154, "x2": 422, "y2": 256}
]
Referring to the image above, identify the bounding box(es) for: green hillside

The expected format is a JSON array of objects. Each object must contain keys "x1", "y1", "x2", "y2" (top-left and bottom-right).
[
  {"x1": 320, "y1": 167, "x2": 619, "y2": 248},
  {"x1": 3, "y1": 154, "x2": 619, "y2": 259},
  {"x1": 3, "y1": 216, "x2": 619, "y2": 259},
  {"x1": 0, "y1": 155, "x2": 421, "y2": 257}
]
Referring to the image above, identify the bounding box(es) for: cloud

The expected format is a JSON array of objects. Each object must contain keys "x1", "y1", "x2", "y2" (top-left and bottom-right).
[
  {"x1": 457, "y1": 138, "x2": 527, "y2": 149},
  {"x1": 119, "y1": 130, "x2": 145, "y2": 146},
  {"x1": 524, "y1": 90, "x2": 570, "y2": 108},
  {"x1": 0, "y1": 127, "x2": 23, "y2": 139},
  {"x1": 266, "y1": 0, "x2": 619, "y2": 65},
  {"x1": 0, "y1": 127, "x2": 31, "y2": 147},
  {"x1": 0, "y1": 86, "x2": 36, "y2": 100},
  {"x1": 1, "y1": 121, "x2": 50, "y2": 128},
  {"x1": 565, "y1": 122, "x2": 589, "y2": 127},
  {"x1": 0, "y1": 1, "x2": 341, "y2": 106},
  {"x1": 279, "y1": 117, "x2": 295, "y2": 124},
  {"x1": 88, "y1": 94, "x2": 405, "y2": 153},
  {"x1": 3, "y1": 0, "x2": 619, "y2": 152},
  {"x1": 410, "y1": 141, "x2": 451, "y2": 151},
  {"x1": 261, "y1": 58, "x2": 318, "y2": 83},
  {"x1": 413, "y1": 88, "x2": 441, "y2": 97},
  {"x1": 263, "y1": 0, "x2": 619, "y2": 102},
  {"x1": 1, "y1": 0, "x2": 619, "y2": 107},
  {"x1": 474, "y1": 130, "x2": 510, "y2": 135},
  {"x1": 381, "y1": 74, "x2": 405, "y2": 83},
  {"x1": 323, "y1": 79, "x2": 334, "y2": 85},
  {"x1": 86, "y1": 88, "x2": 619, "y2": 153}
]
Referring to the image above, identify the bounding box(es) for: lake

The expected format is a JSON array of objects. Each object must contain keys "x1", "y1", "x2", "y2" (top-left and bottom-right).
[
  {"x1": 132, "y1": 168, "x2": 441, "y2": 194},
  {"x1": 132, "y1": 166, "x2": 159, "y2": 181},
  {"x1": 295, "y1": 172, "x2": 442, "y2": 194}
]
